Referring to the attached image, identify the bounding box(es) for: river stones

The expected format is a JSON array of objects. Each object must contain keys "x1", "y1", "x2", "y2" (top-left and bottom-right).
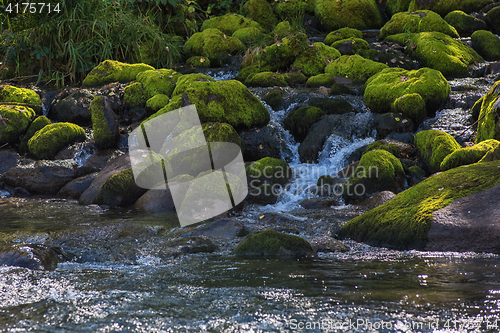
[
  {"x1": 444, "y1": 11, "x2": 488, "y2": 35},
  {"x1": 50, "y1": 89, "x2": 94, "y2": 125},
  {"x1": 180, "y1": 218, "x2": 248, "y2": 239},
  {"x1": 0, "y1": 243, "x2": 66, "y2": 270},
  {"x1": 375, "y1": 112, "x2": 414, "y2": 137},
  {"x1": 407, "y1": 0, "x2": 495, "y2": 17},
  {"x1": 291, "y1": 42, "x2": 341, "y2": 76},
  {"x1": 440, "y1": 139, "x2": 500, "y2": 171},
  {"x1": 27, "y1": 122, "x2": 86, "y2": 159},
  {"x1": 284, "y1": 106, "x2": 325, "y2": 142},
  {"x1": 240, "y1": 125, "x2": 283, "y2": 161},
  {"x1": 0, "y1": 149, "x2": 20, "y2": 176},
  {"x1": 241, "y1": 0, "x2": 277, "y2": 32},
  {"x1": 57, "y1": 172, "x2": 98, "y2": 200},
  {"x1": 414, "y1": 130, "x2": 460, "y2": 174},
  {"x1": 325, "y1": 55, "x2": 389, "y2": 83},
  {"x1": 471, "y1": 30, "x2": 500, "y2": 61},
  {"x1": 233, "y1": 230, "x2": 314, "y2": 258}
]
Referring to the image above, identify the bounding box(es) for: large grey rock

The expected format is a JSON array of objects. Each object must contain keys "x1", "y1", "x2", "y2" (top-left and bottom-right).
[
  {"x1": 50, "y1": 89, "x2": 94, "y2": 125},
  {"x1": 241, "y1": 125, "x2": 283, "y2": 161},
  {"x1": 133, "y1": 187, "x2": 176, "y2": 212},
  {"x1": 0, "y1": 244, "x2": 66, "y2": 270},
  {"x1": 0, "y1": 149, "x2": 20, "y2": 176},
  {"x1": 180, "y1": 218, "x2": 247, "y2": 239},
  {"x1": 57, "y1": 172, "x2": 98, "y2": 200}
]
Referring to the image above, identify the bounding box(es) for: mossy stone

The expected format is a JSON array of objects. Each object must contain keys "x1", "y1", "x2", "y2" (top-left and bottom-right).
[
  {"x1": 236, "y1": 66, "x2": 269, "y2": 83},
  {"x1": 284, "y1": 106, "x2": 325, "y2": 142},
  {"x1": 444, "y1": 11, "x2": 487, "y2": 35},
  {"x1": 201, "y1": 13, "x2": 263, "y2": 36},
  {"x1": 486, "y1": 6, "x2": 500, "y2": 35},
  {"x1": 19, "y1": 115, "x2": 51, "y2": 153},
  {"x1": 245, "y1": 72, "x2": 288, "y2": 87},
  {"x1": 82, "y1": 60, "x2": 154, "y2": 87},
  {"x1": 136, "y1": 69, "x2": 182, "y2": 100},
  {"x1": 364, "y1": 67, "x2": 451, "y2": 116},
  {"x1": 0, "y1": 105, "x2": 35, "y2": 144},
  {"x1": 324, "y1": 27, "x2": 363, "y2": 46},
  {"x1": 391, "y1": 93, "x2": 427, "y2": 124},
  {"x1": 123, "y1": 82, "x2": 147, "y2": 109},
  {"x1": 261, "y1": 32, "x2": 310, "y2": 71},
  {"x1": 262, "y1": 89, "x2": 284, "y2": 110},
  {"x1": 246, "y1": 157, "x2": 292, "y2": 187},
  {"x1": 414, "y1": 129, "x2": 460, "y2": 174},
  {"x1": 0, "y1": 85, "x2": 42, "y2": 113},
  {"x1": 95, "y1": 168, "x2": 147, "y2": 207},
  {"x1": 90, "y1": 96, "x2": 119, "y2": 149},
  {"x1": 202, "y1": 122, "x2": 244, "y2": 153},
  {"x1": 385, "y1": 0, "x2": 413, "y2": 17},
  {"x1": 476, "y1": 80, "x2": 500, "y2": 143},
  {"x1": 380, "y1": 10, "x2": 459, "y2": 41},
  {"x1": 308, "y1": 97, "x2": 355, "y2": 115},
  {"x1": 184, "y1": 28, "x2": 245, "y2": 66},
  {"x1": 343, "y1": 149, "x2": 405, "y2": 202},
  {"x1": 471, "y1": 30, "x2": 500, "y2": 61},
  {"x1": 145, "y1": 94, "x2": 171, "y2": 115},
  {"x1": 283, "y1": 73, "x2": 307, "y2": 87},
  {"x1": 27, "y1": 122, "x2": 85, "y2": 159},
  {"x1": 292, "y1": 42, "x2": 341, "y2": 76},
  {"x1": 306, "y1": 74, "x2": 336, "y2": 88},
  {"x1": 338, "y1": 159, "x2": 500, "y2": 250},
  {"x1": 480, "y1": 144, "x2": 500, "y2": 163},
  {"x1": 241, "y1": 0, "x2": 278, "y2": 31},
  {"x1": 440, "y1": 139, "x2": 500, "y2": 171},
  {"x1": 408, "y1": 0, "x2": 494, "y2": 17},
  {"x1": 273, "y1": 0, "x2": 316, "y2": 22},
  {"x1": 363, "y1": 140, "x2": 400, "y2": 157},
  {"x1": 330, "y1": 38, "x2": 370, "y2": 56},
  {"x1": 325, "y1": 54, "x2": 389, "y2": 83},
  {"x1": 233, "y1": 230, "x2": 314, "y2": 258},
  {"x1": 186, "y1": 56, "x2": 211, "y2": 68},
  {"x1": 315, "y1": 0, "x2": 384, "y2": 31},
  {"x1": 232, "y1": 27, "x2": 266, "y2": 46},
  {"x1": 330, "y1": 83, "x2": 353, "y2": 95}
]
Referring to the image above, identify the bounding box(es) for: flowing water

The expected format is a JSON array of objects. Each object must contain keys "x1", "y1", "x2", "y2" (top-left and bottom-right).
[{"x1": 1, "y1": 67, "x2": 500, "y2": 332}]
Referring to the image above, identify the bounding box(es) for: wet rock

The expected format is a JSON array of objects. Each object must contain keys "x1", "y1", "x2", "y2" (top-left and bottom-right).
[
  {"x1": 414, "y1": 130, "x2": 461, "y2": 174},
  {"x1": 50, "y1": 89, "x2": 94, "y2": 125},
  {"x1": 241, "y1": 126, "x2": 282, "y2": 161},
  {"x1": 284, "y1": 106, "x2": 325, "y2": 142},
  {"x1": 0, "y1": 149, "x2": 20, "y2": 176},
  {"x1": 299, "y1": 115, "x2": 342, "y2": 163},
  {"x1": 325, "y1": 55, "x2": 389, "y2": 83},
  {"x1": 90, "y1": 96, "x2": 120, "y2": 149},
  {"x1": 2, "y1": 160, "x2": 77, "y2": 194},
  {"x1": 57, "y1": 172, "x2": 98, "y2": 200},
  {"x1": 408, "y1": 165, "x2": 426, "y2": 186},
  {"x1": 485, "y1": 5, "x2": 500, "y2": 35},
  {"x1": 84, "y1": 149, "x2": 123, "y2": 169},
  {"x1": 310, "y1": 237, "x2": 349, "y2": 253},
  {"x1": 262, "y1": 89, "x2": 284, "y2": 110},
  {"x1": 355, "y1": 191, "x2": 396, "y2": 209},
  {"x1": 426, "y1": 182, "x2": 500, "y2": 253},
  {"x1": 181, "y1": 218, "x2": 247, "y2": 239},
  {"x1": 376, "y1": 113, "x2": 414, "y2": 138},
  {"x1": 167, "y1": 236, "x2": 218, "y2": 254},
  {"x1": 308, "y1": 97, "x2": 356, "y2": 115},
  {"x1": 0, "y1": 244, "x2": 67, "y2": 270},
  {"x1": 133, "y1": 186, "x2": 176, "y2": 211},
  {"x1": 246, "y1": 184, "x2": 280, "y2": 204},
  {"x1": 299, "y1": 197, "x2": 340, "y2": 209},
  {"x1": 233, "y1": 230, "x2": 314, "y2": 258}
]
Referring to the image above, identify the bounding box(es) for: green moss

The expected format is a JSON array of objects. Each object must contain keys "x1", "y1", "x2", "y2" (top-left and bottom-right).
[
  {"x1": 403, "y1": 31, "x2": 483, "y2": 78},
  {"x1": 241, "y1": 0, "x2": 278, "y2": 31},
  {"x1": 202, "y1": 122, "x2": 244, "y2": 153},
  {"x1": 246, "y1": 157, "x2": 292, "y2": 186},
  {"x1": 331, "y1": 38, "x2": 370, "y2": 55},
  {"x1": 414, "y1": 129, "x2": 460, "y2": 174},
  {"x1": 233, "y1": 230, "x2": 314, "y2": 258},
  {"x1": 330, "y1": 83, "x2": 353, "y2": 95},
  {"x1": 145, "y1": 94, "x2": 171, "y2": 115},
  {"x1": 338, "y1": 160, "x2": 500, "y2": 249},
  {"x1": 363, "y1": 141, "x2": 400, "y2": 157},
  {"x1": 283, "y1": 72, "x2": 307, "y2": 87},
  {"x1": 408, "y1": 0, "x2": 494, "y2": 17},
  {"x1": 173, "y1": 73, "x2": 215, "y2": 93},
  {"x1": 291, "y1": 42, "x2": 341, "y2": 76},
  {"x1": 440, "y1": 139, "x2": 500, "y2": 171},
  {"x1": 306, "y1": 74, "x2": 336, "y2": 88},
  {"x1": 232, "y1": 27, "x2": 266, "y2": 45},
  {"x1": 408, "y1": 164, "x2": 426, "y2": 180},
  {"x1": 364, "y1": 67, "x2": 451, "y2": 115},
  {"x1": 136, "y1": 69, "x2": 182, "y2": 99},
  {"x1": 27, "y1": 122, "x2": 85, "y2": 159},
  {"x1": 471, "y1": 30, "x2": 500, "y2": 61},
  {"x1": 391, "y1": 93, "x2": 427, "y2": 124},
  {"x1": 19, "y1": 115, "x2": 51, "y2": 153},
  {"x1": 325, "y1": 54, "x2": 389, "y2": 83},
  {"x1": 201, "y1": 14, "x2": 263, "y2": 36},
  {"x1": 476, "y1": 81, "x2": 500, "y2": 143},
  {"x1": 95, "y1": 168, "x2": 147, "y2": 206},
  {"x1": 183, "y1": 28, "x2": 245, "y2": 66},
  {"x1": 0, "y1": 85, "x2": 42, "y2": 113},
  {"x1": 123, "y1": 82, "x2": 146, "y2": 109},
  {"x1": 0, "y1": 105, "x2": 35, "y2": 144},
  {"x1": 82, "y1": 60, "x2": 154, "y2": 87},
  {"x1": 273, "y1": 0, "x2": 316, "y2": 22},
  {"x1": 380, "y1": 10, "x2": 459, "y2": 41},
  {"x1": 385, "y1": 0, "x2": 413, "y2": 17},
  {"x1": 245, "y1": 72, "x2": 288, "y2": 87},
  {"x1": 236, "y1": 66, "x2": 265, "y2": 82},
  {"x1": 343, "y1": 149, "x2": 405, "y2": 201},
  {"x1": 314, "y1": 0, "x2": 384, "y2": 31},
  {"x1": 284, "y1": 106, "x2": 325, "y2": 141},
  {"x1": 324, "y1": 27, "x2": 363, "y2": 46},
  {"x1": 261, "y1": 33, "x2": 310, "y2": 72},
  {"x1": 90, "y1": 96, "x2": 117, "y2": 149},
  {"x1": 444, "y1": 11, "x2": 487, "y2": 35},
  {"x1": 480, "y1": 144, "x2": 500, "y2": 162},
  {"x1": 262, "y1": 89, "x2": 284, "y2": 109},
  {"x1": 186, "y1": 56, "x2": 211, "y2": 68}
]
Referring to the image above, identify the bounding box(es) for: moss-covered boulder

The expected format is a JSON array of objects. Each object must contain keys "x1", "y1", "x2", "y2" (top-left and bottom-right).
[
  {"x1": 201, "y1": 13, "x2": 263, "y2": 36},
  {"x1": 388, "y1": 31, "x2": 483, "y2": 78},
  {"x1": 82, "y1": 60, "x2": 154, "y2": 87},
  {"x1": 272, "y1": 0, "x2": 316, "y2": 22},
  {"x1": 262, "y1": 89, "x2": 284, "y2": 110},
  {"x1": 362, "y1": 140, "x2": 400, "y2": 157},
  {"x1": 0, "y1": 85, "x2": 42, "y2": 113},
  {"x1": 284, "y1": 106, "x2": 325, "y2": 142},
  {"x1": 337, "y1": 159, "x2": 500, "y2": 250},
  {"x1": 232, "y1": 27, "x2": 265, "y2": 45},
  {"x1": 245, "y1": 72, "x2": 288, "y2": 87},
  {"x1": 364, "y1": 67, "x2": 451, "y2": 116},
  {"x1": 380, "y1": 10, "x2": 459, "y2": 40},
  {"x1": 233, "y1": 230, "x2": 314, "y2": 258},
  {"x1": 325, "y1": 55, "x2": 388, "y2": 83},
  {"x1": 90, "y1": 96, "x2": 120, "y2": 149},
  {"x1": 202, "y1": 122, "x2": 244, "y2": 153},
  {"x1": 95, "y1": 168, "x2": 147, "y2": 207},
  {"x1": 315, "y1": 0, "x2": 384, "y2": 31},
  {"x1": 485, "y1": 6, "x2": 500, "y2": 35},
  {"x1": 385, "y1": 0, "x2": 412, "y2": 17},
  {"x1": 136, "y1": 69, "x2": 182, "y2": 100},
  {"x1": 283, "y1": 73, "x2": 307, "y2": 87},
  {"x1": 305, "y1": 74, "x2": 336, "y2": 88},
  {"x1": 440, "y1": 139, "x2": 500, "y2": 171},
  {"x1": 330, "y1": 38, "x2": 370, "y2": 56},
  {"x1": 324, "y1": 27, "x2": 363, "y2": 46},
  {"x1": 391, "y1": 93, "x2": 427, "y2": 124},
  {"x1": 408, "y1": 0, "x2": 494, "y2": 17},
  {"x1": 261, "y1": 32, "x2": 310, "y2": 71},
  {"x1": 19, "y1": 115, "x2": 51, "y2": 154},
  {"x1": 343, "y1": 149, "x2": 405, "y2": 202},
  {"x1": 444, "y1": 11, "x2": 487, "y2": 35},
  {"x1": 291, "y1": 42, "x2": 341, "y2": 76},
  {"x1": 476, "y1": 80, "x2": 500, "y2": 143},
  {"x1": 184, "y1": 28, "x2": 245, "y2": 66},
  {"x1": 145, "y1": 94, "x2": 171, "y2": 115},
  {"x1": 414, "y1": 129, "x2": 460, "y2": 174},
  {"x1": 246, "y1": 157, "x2": 292, "y2": 188},
  {"x1": 123, "y1": 82, "x2": 147, "y2": 109},
  {"x1": 471, "y1": 30, "x2": 500, "y2": 61},
  {"x1": 27, "y1": 122, "x2": 85, "y2": 159},
  {"x1": 152, "y1": 74, "x2": 270, "y2": 130},
  {"x1": 0, "y1": 105, "x2": 35, "y2": 144},
  {"x1": 480, "y1": 144, "x2": 500, "y2": 163},
  {"x1": 241, "y1": 0, "x2": 277, "y2": 31},
  {"x1": 186, "y1": 56, "x2": 211, "y2": 68}
]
